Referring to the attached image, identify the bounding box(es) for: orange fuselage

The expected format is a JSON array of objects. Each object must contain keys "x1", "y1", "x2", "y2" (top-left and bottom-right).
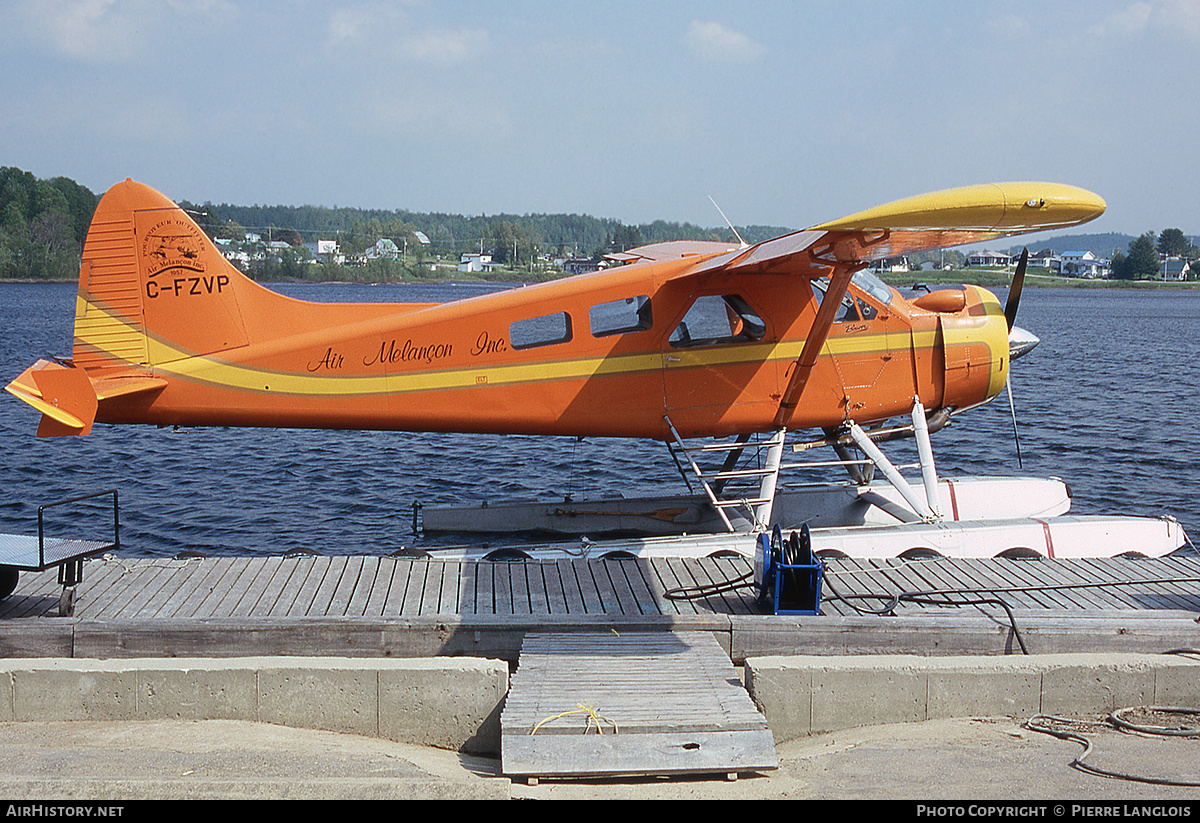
[
  {"x1": 10, "y1": 179, "x2": 1036, "y2": 441},
  {"x1": 89, "y1": 266, "x2": 1009, "y2": 440},
  {"x1": 74, "y1": 197, "x2": 1008, "y2": 439}
]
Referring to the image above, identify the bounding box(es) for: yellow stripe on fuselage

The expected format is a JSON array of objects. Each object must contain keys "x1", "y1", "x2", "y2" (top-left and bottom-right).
[{"x1": 76, "y1": 296, "x2": 941, "y2": 399}]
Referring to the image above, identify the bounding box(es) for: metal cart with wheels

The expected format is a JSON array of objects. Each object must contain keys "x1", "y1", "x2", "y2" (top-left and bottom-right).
[{"x1": 0, "y1": 490, "x2": 120, "y2": 616}]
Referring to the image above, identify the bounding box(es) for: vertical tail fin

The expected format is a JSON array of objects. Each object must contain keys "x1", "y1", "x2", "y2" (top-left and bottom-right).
[
  {"x1": 74, "y1": 178, "x2": 251, "y2": 371},
  {"x1": 7, "y1": 179, "x2": 262, "y2": 435}
]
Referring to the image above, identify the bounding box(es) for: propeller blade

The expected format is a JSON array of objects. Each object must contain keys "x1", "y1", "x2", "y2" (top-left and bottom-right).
[
  {"x1": 1006, "y1": 375, "x2": 1023, "y2": 469},
  {"x1": 1004, "y1": 247, "x2": 1029, "y2": 331},
  {"x1": 1004, "y1": 248, "x2": 1030, "y2": 469}
]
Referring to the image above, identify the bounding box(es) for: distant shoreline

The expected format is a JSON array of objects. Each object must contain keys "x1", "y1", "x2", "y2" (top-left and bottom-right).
[
  {"x1": 879, "y1": 270, "x2": 1200, "y2": 290},
  {"x1": 4, "y1": 271, "x2": 1198, "y2": 290}
]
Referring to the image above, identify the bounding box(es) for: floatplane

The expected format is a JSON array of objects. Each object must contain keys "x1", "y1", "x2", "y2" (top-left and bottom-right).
[{"x1": 5, "y1": 179, "x2": 1189, "y2": 563}]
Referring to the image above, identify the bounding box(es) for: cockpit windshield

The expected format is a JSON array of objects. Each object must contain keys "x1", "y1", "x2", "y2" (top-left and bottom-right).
[
  {"x1": 812, "y1": 270, "x2": 896, "y2": 314},
  {"x1": 850, "y1": 271, "x2": 894, "y2": 305}
]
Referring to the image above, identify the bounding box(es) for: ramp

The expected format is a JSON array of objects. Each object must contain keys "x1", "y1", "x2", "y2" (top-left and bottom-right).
[{"x1": 501, "y1": 631, "x2": 778, "y2": 782}]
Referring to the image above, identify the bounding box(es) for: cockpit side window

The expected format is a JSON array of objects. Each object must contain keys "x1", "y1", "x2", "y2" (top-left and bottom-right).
[
  {"x1": 589, "y1": 295, "x2": 652, "y2": 337},
  {"x1": 810, "y1": 280, "x2": 861, "y2": 322},
  {"x1": 669, "y1": 294, "x2": 766, "y2": 347}
]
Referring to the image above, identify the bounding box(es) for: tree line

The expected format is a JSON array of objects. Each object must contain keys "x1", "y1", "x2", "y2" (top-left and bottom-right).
[
  {"x1": 180, "y1": 199, "x2": 790, "y2": 280},
  {"x1": 3, "y1": 166, "x2": 1196, "y2": 283},
  {"x1": 1110, "y1": 229, "x2": 1197, "y2": 280},
  {"x1": 0, "y1": 167, "x2": 98, "y2": 280},
  {"x1": 3, "y1": 167, "x2": 790, "y2": 282}
]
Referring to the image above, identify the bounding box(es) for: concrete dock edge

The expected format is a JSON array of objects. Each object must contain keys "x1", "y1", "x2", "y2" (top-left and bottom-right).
[
  {"x1": 0, "y1": 657, "x2": 509, "y2": 755},
  {"x1": 743, "y1": 652, "x2": 1200, "y2": 743},
  {"x1": 4, "y1": 652, "x2": 1199, "y2": 758}
]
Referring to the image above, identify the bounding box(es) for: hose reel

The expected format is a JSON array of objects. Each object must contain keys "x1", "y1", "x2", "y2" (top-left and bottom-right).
[{"x1": 756, "y1": 524, "x2": 823, "y2": 615}]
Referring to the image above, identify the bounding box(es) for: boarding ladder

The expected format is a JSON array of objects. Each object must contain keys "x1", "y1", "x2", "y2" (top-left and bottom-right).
[
  {"x1": 664, "y1": 418, "x2": 786, "y2": 534},
  {"x1": 666, "y1": 397, "x2": 948, "y2": 535}
]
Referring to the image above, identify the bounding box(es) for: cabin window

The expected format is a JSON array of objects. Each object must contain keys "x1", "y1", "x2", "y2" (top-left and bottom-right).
[
  {"x1": 510, "y1": 311, "x2": 573, "y2": 350},
  {"x1": 589, "y1": 295, "x2": 652, "y2": 337},
  {"x1": 669, "y1": 295, "x2": 765, "y2": 348}
]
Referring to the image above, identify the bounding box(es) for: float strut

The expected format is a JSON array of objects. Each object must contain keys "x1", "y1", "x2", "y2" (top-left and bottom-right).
[
  {"x1": 911, "y1": 397, "x2": 943, "y2": 519},
  {"x1": 846, "y1": 421, "x2": 938, "y2": 522}
]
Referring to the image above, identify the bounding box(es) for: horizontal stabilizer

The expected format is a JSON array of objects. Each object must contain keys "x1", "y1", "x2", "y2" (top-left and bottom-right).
[
  {"x1": 92, "y1": 374, "x2": 169, "y2": 402},
  {"x1": 3, "y1": 360, "x2": 167, "y2": 438},
  {"x1": 8, "y1": 361, "x2": 97, "y2": 436}
]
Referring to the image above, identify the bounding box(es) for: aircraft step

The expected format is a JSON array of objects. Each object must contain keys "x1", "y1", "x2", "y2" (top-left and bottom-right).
[
  {"x1": 700, "y1": 467, "x2": 778, "y2": 480},
  {"x1": 710, "y1": 496, "x2": 772, "y2": 508},
  {"x1": 500, "y1": 630, "x2": 778, "y2": 782},
  {"x1": 687, "y1": 440, "x2": 759, "y2": 453}
]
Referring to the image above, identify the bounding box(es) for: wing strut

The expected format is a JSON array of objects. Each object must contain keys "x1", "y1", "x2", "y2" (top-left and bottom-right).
[{"x1": 773, "y1": 262, "x2": 864, "y2": 428}]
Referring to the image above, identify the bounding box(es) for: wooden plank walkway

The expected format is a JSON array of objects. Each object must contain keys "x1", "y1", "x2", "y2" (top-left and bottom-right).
[
  {"x1": 0, "y1": 555, "x2": 765, "y2": 621},
  {"x1": 500, "y1": 631, "x2": 777, "y2": 780},
  {"x1": 2, "y1": 553, "x2": 1195, "y2": 620},
  {"x1": 818, "y1": 555, "x2": 1200, "y2": 616},
  {"x1": 1, "y1": 554, "x2": 1198, "y2": 660}
]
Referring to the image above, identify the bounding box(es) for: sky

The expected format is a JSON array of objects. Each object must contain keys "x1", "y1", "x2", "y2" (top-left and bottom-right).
[{"x1": 2, "y1": 0, "x2": 1198, "y2": 240}]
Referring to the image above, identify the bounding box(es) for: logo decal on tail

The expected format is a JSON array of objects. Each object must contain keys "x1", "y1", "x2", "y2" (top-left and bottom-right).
[{"x1": 142, "y1": 218, "x2": 206, "y2": 277}]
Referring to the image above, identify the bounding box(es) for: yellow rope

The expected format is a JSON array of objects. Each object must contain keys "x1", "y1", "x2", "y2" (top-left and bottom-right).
[{"x1": 530, "y1": 703, "x2": 618, "y2": 735}]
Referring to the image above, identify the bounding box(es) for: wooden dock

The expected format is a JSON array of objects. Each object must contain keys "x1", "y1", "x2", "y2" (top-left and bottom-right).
[{"x1": 1, "y1": 554, "x2": 1198, "y2": 661}]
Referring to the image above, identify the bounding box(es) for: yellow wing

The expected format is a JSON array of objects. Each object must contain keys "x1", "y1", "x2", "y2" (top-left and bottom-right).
[
  {"x1": 641, "y1": 181, "x2": 1106, "y2": 279},
  {"x1": 806, "y1": 181, "x2": 1106, "y2": 260}
]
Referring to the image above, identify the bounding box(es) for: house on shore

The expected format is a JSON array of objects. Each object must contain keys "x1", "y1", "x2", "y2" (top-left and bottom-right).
[
  {"x1": 1059, "y1": 251, "x2": 1109, "y2": 278},
  {"x1": 458, "y1": 252, "x2": 493, "y2": 273},
  {"x1": 1162, "y1": 257, "x2": 1193, "y2": 281},
  {"x1": 965, "y1": 250, "x2": 1011, "y2": 267},
  {"x1": 563, "y1": 258, "x2": 603, "y2": 274}
]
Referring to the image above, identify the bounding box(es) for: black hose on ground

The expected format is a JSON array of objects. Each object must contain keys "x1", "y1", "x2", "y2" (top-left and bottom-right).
[{"x1": 1024, "y1": 707, "x2": 1200, "y2": 786}]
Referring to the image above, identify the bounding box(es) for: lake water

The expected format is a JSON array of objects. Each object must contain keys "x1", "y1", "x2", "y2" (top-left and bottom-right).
[{"x1": 0, "y1": 281, "x2": 1196, "y2": 558}]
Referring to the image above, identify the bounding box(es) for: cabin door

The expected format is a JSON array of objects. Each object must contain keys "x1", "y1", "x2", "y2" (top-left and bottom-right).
[{"x1": 661, "y1": 293, "x2": 780, "y2": 433}]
